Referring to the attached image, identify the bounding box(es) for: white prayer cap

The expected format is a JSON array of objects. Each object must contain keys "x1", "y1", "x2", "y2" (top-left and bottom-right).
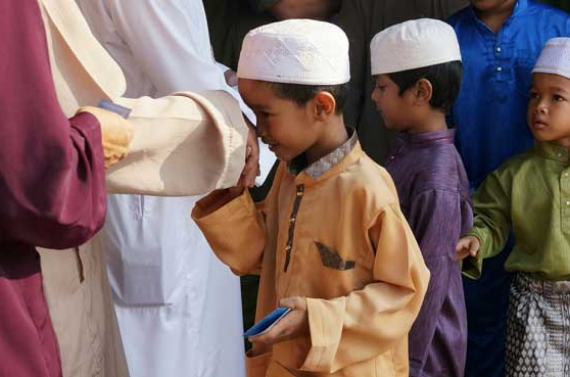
[
  {"x1": 237, "y1": 19, "x2": 350, "y2": 85},
  {"x1": 532, "y1": 38, "x2": 570, "y2": 80},
  {"x1": 370, "y1": 19, "x2": 462, "y2": 75}
]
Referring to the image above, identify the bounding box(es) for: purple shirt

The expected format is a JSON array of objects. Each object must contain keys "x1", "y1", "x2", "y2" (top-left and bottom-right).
[
  {"x1": 0, "y1": 1, "x2": 106, "y2": 376},
  {"x1": 385, "y1": 129, "x2": 472, "y2": 377}
]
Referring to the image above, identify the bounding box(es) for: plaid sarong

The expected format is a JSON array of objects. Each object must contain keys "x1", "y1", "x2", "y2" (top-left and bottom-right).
[{"x1": 506, "y1": 273, "x2": 570, "y2": 376}]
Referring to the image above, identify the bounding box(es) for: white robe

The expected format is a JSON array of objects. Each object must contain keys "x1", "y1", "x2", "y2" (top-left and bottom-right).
[{"x1": 76, "y1": 1, "x2": 274, "y2": 376}]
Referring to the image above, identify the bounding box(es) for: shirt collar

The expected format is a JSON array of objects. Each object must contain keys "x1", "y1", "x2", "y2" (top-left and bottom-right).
[
  {"x1": 535, "y1": 141, "x2": 570, "y2": 163},
  {"x1": 288, "y1": 128, "x2": 357, "y2": 179},
  {"x1": 395, "y1": 129, "x2": 456, "y2": 147}
]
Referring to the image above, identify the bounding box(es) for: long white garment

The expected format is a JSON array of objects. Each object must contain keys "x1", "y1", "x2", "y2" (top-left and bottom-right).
[{"x1": 75, "y1": 1, "x2": 271, "y2": 376}]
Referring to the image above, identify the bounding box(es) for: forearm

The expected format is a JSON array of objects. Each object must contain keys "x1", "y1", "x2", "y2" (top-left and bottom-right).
[
  {"x1": 301, "y1": 276, "x2": 427, "y2": 373},
  {"x1": 192, "y1": 189, "x2": 266, "y2": 275},
  {"x1": 105, "y1": 91, "x2": 248, "y2": 196}
]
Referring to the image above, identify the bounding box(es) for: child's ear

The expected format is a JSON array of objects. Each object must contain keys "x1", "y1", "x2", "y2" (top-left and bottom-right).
[
  {"x1": 414, "y1": 78, "x2": 434, "y2": 106},
  {"x1": 313, "y1": 92, "x2": 336, "y2": 119}
]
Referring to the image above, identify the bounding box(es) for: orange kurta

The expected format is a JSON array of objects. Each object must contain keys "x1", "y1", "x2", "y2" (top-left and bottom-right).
[{"x1": 193, "y1": 142, "x2": 429, "y2": 377}]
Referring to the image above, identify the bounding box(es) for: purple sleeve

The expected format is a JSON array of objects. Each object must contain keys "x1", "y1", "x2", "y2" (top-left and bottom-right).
[
  {"x1": 405, "y1": 189, "x2": 468, "y2": 375},
  {"x1": 0, "y1": 0, "x2": 106, "y2": 249}
]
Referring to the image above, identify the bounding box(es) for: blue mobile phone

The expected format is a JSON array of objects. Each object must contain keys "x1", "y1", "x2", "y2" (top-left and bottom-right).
[
  {"x1": 244, "y1": 307, "x2": 292, "y2": 337},
  {"x1": 97, "y1": 99, "x2": 132, "y2": 119}
]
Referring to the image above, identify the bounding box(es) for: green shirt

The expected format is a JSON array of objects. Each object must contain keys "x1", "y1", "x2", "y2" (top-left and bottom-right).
[{"x1": 464, "y1": 142, "x2": 570, "y2": 281}]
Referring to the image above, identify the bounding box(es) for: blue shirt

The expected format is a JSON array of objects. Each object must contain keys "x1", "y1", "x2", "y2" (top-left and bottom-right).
[{"x1": 449, "y1": 0, "x2": 570, "y2": 189}]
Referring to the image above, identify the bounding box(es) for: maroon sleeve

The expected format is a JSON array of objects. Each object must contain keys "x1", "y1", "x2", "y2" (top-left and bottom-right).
[{"x1": 0, "y1": 0, "x2": 106, "y2": 249}]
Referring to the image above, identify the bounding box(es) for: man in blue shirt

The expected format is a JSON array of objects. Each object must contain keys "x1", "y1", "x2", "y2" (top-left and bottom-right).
[{"x1": 448, "y1": 1, "x2": 570, "y2": 376}]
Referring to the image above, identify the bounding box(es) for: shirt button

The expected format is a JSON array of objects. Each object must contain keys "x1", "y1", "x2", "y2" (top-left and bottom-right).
[
  {"x1": 390, "y1": 155, "x2": 395, "y2": 160},
  {"x1": 496, "y1": 47, "x2": 502, "y2": 53},
  {"x1": 565, "y1": 173, "x2": 569, "y2": 177},
  {"x1": 285, "y1": 245, "x2": 292, "y2": 251},
  {"x1": 497, "y1": 66, "x2": 503, "y2": 72},
  {"x1": 566, "y1": 201, "x2": 570, "y2": 206},
  {"x1": 559, "y1": 153, "x2": 563, "y2": 158},
  {"x1": 290, "y1": 217, "x2": 296, "y2": 224}
]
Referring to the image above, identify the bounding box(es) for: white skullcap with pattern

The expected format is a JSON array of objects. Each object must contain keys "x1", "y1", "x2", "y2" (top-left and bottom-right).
[
  {"x1": 237, "y1": 19, "x2": 350, "y2": 85},
  {"x1": 533, "y1": 38, "x2": 570, "y2": 80},
  {"x1": 370, "y1": 18, "x2": 462, "y2": 75}
]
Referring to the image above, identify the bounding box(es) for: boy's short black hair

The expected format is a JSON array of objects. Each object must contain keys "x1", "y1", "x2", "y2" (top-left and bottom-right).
[
  {"x1": 387, "y1": 61, "x2": 463, "y2": 114},
  {"x1": 270, "y1": 83, "x2": 349, "y2": 115}
]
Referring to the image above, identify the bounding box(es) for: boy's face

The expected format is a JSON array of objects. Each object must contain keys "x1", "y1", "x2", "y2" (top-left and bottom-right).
[
  {"x1": 238, "y1": 79, "x2": 322, "y2": 163},
  {"x1": 371, "y1": 74, "x2": 414, "y2": 132},
  {"x1": 528, "y1": 73, "x2": 570, "y2": 147},
  {"x1": 470, "y1": 0, "x2": 515, "y2": 12}
]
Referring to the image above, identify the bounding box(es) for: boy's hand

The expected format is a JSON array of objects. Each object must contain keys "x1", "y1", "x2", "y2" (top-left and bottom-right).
[
  {"x1": 248, "y1": 297, "x2": 309, "y2": 346},
  {"x1": 238, "y1": 117, "x2": 260, "y2": 189},
  {"x1": 456, "y1": 236, "x2": 480, "y2": 261}
]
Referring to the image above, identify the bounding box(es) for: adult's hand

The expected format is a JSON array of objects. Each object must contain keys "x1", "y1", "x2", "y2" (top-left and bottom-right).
[
  {"x1": 269, "y1": 0, "x2": 341, "y2": 20},
  {"x1": 78, "y1": 106, "x2": 134, "y2": 168}
]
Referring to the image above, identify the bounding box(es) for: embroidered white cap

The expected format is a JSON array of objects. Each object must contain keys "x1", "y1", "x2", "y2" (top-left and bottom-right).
[
  {"x1": 237, "y1": 19, "x2": 350, "y2": 85},
  {"x1": 370, "y1": 18, "x2": 462, "y2": 75},
  {"x1": 532, "y1": 38, "x2": 570, "y2": 80}
]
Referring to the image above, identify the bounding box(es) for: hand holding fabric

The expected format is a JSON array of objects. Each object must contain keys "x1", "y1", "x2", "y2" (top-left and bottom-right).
[
  {"x1": 78, "y1": 106, "x2": 134, "y2": 168},
  {"x1": 456, "y1": 235, "x2": 480, "y2": 261},
  {"x1": 248, "y1": 297, "x2": 309, "y2": 346}
]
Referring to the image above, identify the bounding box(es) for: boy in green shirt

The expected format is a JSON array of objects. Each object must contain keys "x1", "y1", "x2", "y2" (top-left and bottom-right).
[{"x1": 457, "y1": 37, "x2": 570, "y2": 377}]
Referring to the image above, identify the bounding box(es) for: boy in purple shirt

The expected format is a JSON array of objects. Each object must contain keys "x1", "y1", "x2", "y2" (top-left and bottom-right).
[{"x1": 370, "y1": 19, "x2": 473, "y2": 377}]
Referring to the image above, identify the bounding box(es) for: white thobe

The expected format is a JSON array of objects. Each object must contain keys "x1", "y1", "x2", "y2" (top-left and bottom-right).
[{"x1": 76, "y1": 1, "x2": 273, "y2": 376}]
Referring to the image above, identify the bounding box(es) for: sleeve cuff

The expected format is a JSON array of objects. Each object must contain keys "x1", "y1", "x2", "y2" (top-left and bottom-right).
[
  {"x1": 192, "y1": 189, "x2": 264, "y2": 275},
  {"x1": 461, "y1": 232, "x2": 485, "y2": 279},
  {"x1": 192, "y1": 188, "x2": 254, "y2": 222},
  {"x1": 300, "y1": 298, "x2": 345, "y2": 373}
]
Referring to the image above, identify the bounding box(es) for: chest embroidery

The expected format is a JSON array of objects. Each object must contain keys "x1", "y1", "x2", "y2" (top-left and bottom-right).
[
  {"x1": 315, "y1": 242, "x2": 356, "y2": 271},
  {"x1": 284, "y1": 184, "x2": 304, "y2": 272}
]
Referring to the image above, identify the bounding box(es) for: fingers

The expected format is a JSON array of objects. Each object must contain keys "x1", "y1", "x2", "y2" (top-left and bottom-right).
[
  {"x1": 455, "y1": 249, "x2": 470, "y2": 262},
  {"x1": 248, "y1": 321, "x2": 284, "y2": 346},
  {"x1": 240, "y1": 124, "x2": 260, "y2": 188},
  {"x1": 469, "y1": 239, "x2": 480, "y2": 257},
  {"x1": 278, "y1": 296, "x2": 305, "y2": 310},
  {"x1": 455, "y1": 236, "x2": 480, "y2": 261},
  {"x1": 240, "y1": 151, "x2": 260, "y2": 188},
  {"x1": 81, "y1": 106, "x2": 134, "y2": 169}
]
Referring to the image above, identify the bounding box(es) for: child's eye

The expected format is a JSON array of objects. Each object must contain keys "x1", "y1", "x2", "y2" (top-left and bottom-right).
[
  {"x1": 554, "y1": 95, "x2": 566, "y2": 102},
  {"x1": 529, "y1": 91, "x2": 539, "y2": 99},
  {"x1": 375, "y1": 84, "x2": 387, "y2": 92}
]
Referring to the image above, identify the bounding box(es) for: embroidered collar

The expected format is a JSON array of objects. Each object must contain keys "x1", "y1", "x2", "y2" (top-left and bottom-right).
[{"x1": 288, "y1": 128, "x2": 357, "y2": 178}]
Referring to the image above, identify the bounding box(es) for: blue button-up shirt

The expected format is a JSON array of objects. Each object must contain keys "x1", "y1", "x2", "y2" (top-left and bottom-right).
[{"x1": 449, "y1": 0, "x2": 570, "y2": 189}]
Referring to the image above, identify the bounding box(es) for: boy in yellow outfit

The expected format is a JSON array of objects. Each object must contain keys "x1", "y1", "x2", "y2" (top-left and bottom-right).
[{"x1": 192, "y1": 19, "x2": 430, "y2": 377}]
